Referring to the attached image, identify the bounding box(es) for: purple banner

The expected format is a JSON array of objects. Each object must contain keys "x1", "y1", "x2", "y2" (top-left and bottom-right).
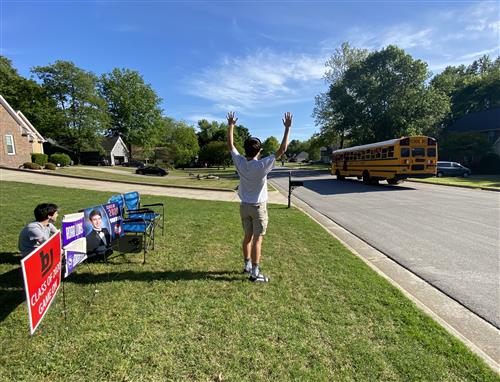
[
  {"x1": 62, "y1": 213, "x2": 85, "y2": 247},
  {"x1": 65, "y1": 247, "x2": 87, "y2": 277}
]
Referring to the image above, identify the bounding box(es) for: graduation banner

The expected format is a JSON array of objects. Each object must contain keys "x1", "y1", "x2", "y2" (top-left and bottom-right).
[
  {"x1": 21, "y1": 231, "x2": 62, "y2": 335},
  {"x1": 83, "y1": 203, "x2": 122, "y2": 257},
  {"x1": 62, "y1": 212, "x2": 87, "y2": 277}
]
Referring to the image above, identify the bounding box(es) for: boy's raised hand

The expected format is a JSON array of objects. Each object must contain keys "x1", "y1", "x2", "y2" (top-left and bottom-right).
[
  {"x1": 227, "y1": 111, "x2": 238, "y2": 126},
  {"x1": 282, "y1": 112, "x2": 292, "y2": 128}
]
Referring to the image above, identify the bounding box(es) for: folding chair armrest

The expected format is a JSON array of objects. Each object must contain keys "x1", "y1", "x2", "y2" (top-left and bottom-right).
[
  {"x1": 143, "y1": 203, "x2": 164, "y2": 207},
  {"x1": 128, "y1": 208, "x2": 152, "y2": 214}
]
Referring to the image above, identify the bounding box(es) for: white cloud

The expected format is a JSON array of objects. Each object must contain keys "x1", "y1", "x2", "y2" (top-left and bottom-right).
[{"x1": 185, "y1": 49, "x2": 325, "y2": 115}]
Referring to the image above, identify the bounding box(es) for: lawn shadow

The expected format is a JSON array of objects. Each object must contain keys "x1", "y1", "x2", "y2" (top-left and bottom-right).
[
  {"x1": 66, "y1": 269, "x2": 245, "y2": 284},
  {"x1": 0, "y1": 252, "x2": 22, "y2": 265},
  {"x1": 0, "y1": 267, "x2": 25, "y2": 323}
]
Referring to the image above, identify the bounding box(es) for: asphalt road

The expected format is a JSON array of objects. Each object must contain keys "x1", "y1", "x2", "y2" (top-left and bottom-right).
[{"x1": 269, "y1": 169, "x2": 500, "y2": 328}]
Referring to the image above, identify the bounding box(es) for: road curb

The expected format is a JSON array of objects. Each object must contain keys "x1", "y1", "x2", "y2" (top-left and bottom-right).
[
  {"x1": 0, "y1": 166, "x2": 236, "y2": 193},
  {"x1": 271, "y1": 178, "x2": 500, "y2": 372},
  {"x1": 407, "y1": 179, "x2": 500, "y2": 192}
]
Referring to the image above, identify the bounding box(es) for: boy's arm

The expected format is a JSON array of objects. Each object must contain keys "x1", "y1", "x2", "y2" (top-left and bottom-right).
[
  {"x1": 226, "y1": 111, "x2": 238, "y2": 152},
  {"x1": 275, "y1": 112, "x2": 292, "y2": 159}
]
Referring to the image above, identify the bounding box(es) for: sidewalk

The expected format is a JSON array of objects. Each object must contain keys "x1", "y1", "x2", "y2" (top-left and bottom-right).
[{"x1": 0, "y1": 168, "x2": 288, "y2": 205}]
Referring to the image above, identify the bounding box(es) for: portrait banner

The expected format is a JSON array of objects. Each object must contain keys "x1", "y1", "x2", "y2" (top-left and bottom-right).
[
  {"x1": 21, "y1": 231, "x2": 62, "y2": 335},
  {"x1": 82, "y1": 203, "x2": 122, "y2": 257}
]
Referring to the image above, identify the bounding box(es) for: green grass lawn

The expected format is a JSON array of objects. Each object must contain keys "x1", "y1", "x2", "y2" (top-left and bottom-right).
[
  {"x1": 0, "y1": 182, "x2": 497, "y2": 381},
  {"x1": 409, "y1": 175, "x2": 500, "y2": 190}
]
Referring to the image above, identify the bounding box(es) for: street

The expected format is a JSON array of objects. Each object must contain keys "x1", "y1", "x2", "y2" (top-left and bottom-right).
[{"x1": 270, "y1": 169, "x2": 500, "y2": 328}]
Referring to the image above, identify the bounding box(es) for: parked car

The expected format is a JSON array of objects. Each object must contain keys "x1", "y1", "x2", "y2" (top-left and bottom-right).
[
  {"x1": 136, "y1": 166, "x2": 168, "y2": 176},
  {"x1": 436, "y1": 161, "x2": 471, "y2": 177}
]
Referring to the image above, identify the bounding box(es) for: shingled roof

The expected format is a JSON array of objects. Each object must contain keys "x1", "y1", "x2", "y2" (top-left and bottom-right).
[
  {"x1": 101, "y1": 136, "x2": 121, "y2": 152},
  {"x1": 447, "y1": 108, "x2": 500, "y2": 133}
]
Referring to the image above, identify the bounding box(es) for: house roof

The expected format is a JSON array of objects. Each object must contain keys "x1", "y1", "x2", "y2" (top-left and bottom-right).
[
  {"x1": 101, "y1": 135, "x2": 129, "y2": 154},
  {"x1": 0, "y1": 95, "x2": 31, "y2": 136},
  {"x1": 447, "y1": 108, "x2": 500, "y2": 133},
  {"x1": 16, "y1": 111, "x2": 45, "y2": 143}
]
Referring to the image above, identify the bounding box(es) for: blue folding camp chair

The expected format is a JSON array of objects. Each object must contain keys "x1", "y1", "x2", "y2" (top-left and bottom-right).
[
  {"x1": 123, "y1": 191, "x2": 164, "y2": 235},
  {"x1": 108, "y1": 192, "x2": 164, "y2": 263}
]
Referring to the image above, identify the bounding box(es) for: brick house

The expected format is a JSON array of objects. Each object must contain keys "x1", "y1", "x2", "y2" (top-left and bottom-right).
[{"x1": 0, "y1": 95, "x2": 41, "y2": 168}]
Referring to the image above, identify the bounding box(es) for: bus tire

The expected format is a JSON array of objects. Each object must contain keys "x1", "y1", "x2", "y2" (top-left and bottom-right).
[
  {"x1": 362, "y1": 171, "x2": 371, "y2": 185},
  {"x1": 335, "y1": 170, "x2": 345, "y2": 180},
  {"x1": 387, "y1": 178, "x2": 402, "y2": 185}
]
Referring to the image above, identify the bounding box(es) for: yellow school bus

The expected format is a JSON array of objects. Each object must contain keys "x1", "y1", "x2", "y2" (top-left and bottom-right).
[{"x1": 331, "y1": 136, "x2": 437, "y2": 184}]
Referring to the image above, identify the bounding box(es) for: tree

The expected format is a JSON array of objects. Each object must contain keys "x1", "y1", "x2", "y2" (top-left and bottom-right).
[
  {"x1": 99, "y1": 68, "x2": 163, "y2": 155},
  {"x1": 287, "y1": 139, "x2": 307, "y2": 156},
  {"x1": 160, "y1": 119, "x2": 199, "y2": 167},
  {"x1": 0, "y1": 56, "x2": 64, "y2": 140},
  {"x1": 439, "y1": 132, "x2": 490, "y2": 165},
  {"x1": 313, "y1": 42, "x2": 369, "y2": 148},
  {"x1": 262, "y1": 136, "x2": 280, "y2": 157},
  {"x1": 431, "y1": 55, "x2": 500, "y2": 124},
  {"x1": 306, "y1": 135, "x2": 323, "y2": 161},
  {"x1": 325, "y1": 45, "x2": 449, "y2": 145},
  {"x1": 197, "y1": 119, "x2": 248, "y2": 152},
  {"x1": 32, "y1": 60, "x2": 109, "y2": 162},
  {"x1": 198, "y1": 141, "x2": 231, "y2": 168}
]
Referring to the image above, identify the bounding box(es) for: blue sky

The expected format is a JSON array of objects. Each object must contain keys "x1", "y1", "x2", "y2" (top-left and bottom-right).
[{"x1": 1, "y1": 1, "x2": 499, "y2": 141}]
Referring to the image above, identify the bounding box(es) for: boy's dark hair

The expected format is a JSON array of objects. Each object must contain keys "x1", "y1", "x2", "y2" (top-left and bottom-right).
[
  {"x1": 89, "y1": 210, "x2": 102, "y2": 220},
  {"x1": 34, "y1": 203, "x2": 58, "y2": 222},
  {"x1": 244, "y1": 137, "x2": 262, "y2": 158}
]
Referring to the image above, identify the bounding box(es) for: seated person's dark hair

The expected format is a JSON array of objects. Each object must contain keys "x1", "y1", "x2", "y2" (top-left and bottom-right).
[
  {"x1": 244, "y1": 137, "x2": 262, "y2": 158},
  {"x1": 34, "y1": 203, "x2": 58, "y2": 222},
  {"x1": 89, "y1": 209, "x2": 102, "y2": 220}
]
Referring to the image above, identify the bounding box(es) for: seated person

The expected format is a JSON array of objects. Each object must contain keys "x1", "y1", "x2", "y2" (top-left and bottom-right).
[
  {"x1": 18, "y1": 203, "x2": 59, "y2": 257},
  {"x1": 86, "y1": 209, "x2": 112, "y2": 258}
]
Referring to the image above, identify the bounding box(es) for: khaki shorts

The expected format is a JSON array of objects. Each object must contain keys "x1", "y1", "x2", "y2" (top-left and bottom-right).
[{"x1": 240, "y1": 202, "x2": 268, "y2": 236}]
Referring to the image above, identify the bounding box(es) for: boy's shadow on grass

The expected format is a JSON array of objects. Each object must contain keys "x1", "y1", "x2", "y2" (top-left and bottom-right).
[
  {"x1": 67, "y1": 269, "x2": 245, "y2": 284},
  {"x1": 0, "y1": 253, "x2": 24, "y2": 323}
]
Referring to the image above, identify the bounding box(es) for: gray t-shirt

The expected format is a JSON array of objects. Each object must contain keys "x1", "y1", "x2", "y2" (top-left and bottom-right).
[
  {"x1": 231, "y1": 148, "x2": 275, "y2": 204},
  {"x1": 18, "y1": 222, "x2": 57, "y2": 257}
]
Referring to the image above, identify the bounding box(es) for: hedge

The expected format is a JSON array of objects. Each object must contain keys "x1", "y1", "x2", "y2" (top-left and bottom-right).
[
  {"x1": 45, "y1": 162, "x2": 57, "y2": 170},
  {"x1": 50, "y1": 153, "x2": 71, "y2": 167},
  {"x1": 23, "y1": 162, "x2": 42, "y2": 170},
  {"x1": 31, "y1": 153, "x2": 48, "y2": 166}
]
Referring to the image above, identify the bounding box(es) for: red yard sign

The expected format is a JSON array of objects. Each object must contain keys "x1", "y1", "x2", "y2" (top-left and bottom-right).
[{"x1": 21, "y1": 231, "x2": 62, "y2": 334}]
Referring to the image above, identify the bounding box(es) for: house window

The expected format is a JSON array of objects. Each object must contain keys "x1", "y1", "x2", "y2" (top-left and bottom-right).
[{"x1": 5, "y1": 135, "x2": 16, "y2": 155}]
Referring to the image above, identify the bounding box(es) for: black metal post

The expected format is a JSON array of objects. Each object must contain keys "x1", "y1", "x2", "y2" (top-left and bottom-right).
[{"x1": 288, "y1": 171, "x2": 292, "y2": 208}]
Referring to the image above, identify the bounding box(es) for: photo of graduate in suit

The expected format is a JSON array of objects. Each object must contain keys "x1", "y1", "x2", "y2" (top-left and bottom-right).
[{"x1": 85, "y1": 209, "x2": 112, "y2": 257}]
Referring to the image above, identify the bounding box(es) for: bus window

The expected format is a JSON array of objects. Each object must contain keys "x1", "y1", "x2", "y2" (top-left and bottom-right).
[
  {"x1": 401, "y1": 148, "x2": 410, "y2": 157},
  {"x1": 412, "y1": 148, "x2": 425, "y2": 157},
  {"x1": 427, "y1": 148, "x2": 436, "y2": 157},
  {"x1": 388, "y1": 146, "x2": 394, "y2": 158},
  {"x1": 381, "y1": 148, "x2": 387, "y2": 158}
]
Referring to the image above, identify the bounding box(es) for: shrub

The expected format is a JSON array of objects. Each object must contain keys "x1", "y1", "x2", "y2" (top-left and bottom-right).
[
  {"x1": 45, "y1": 162, "x2": 57, "y2": 170},
  {"x1": 31, "y1": 153, "x2": 48, "y2": 166},
  {"x1": 50, "y1": 153, "x2": 71, "y2": 167},
  {"x1": 23, "y1": 162, "x2": 42, "y2": 170},
  {"x1": 475, "y1": 153, "x2": 500, "y2": 174}
]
